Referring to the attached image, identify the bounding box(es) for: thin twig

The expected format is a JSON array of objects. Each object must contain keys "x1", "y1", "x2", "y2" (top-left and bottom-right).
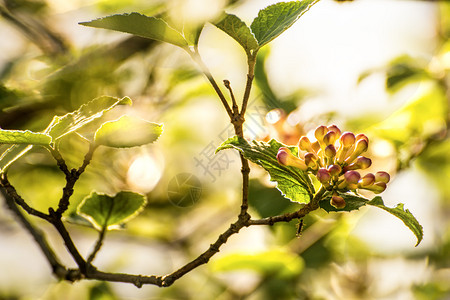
[
  {"x1": 87, "y1": 225, "x2": 107, "y2": 265},
  {"x1": 240, "y1": 55, "x2": 257, "y2": 117},
  {"x1": 0, "y1": 173, "x2": 50, "y2": 221},
  {"x1": 49, "y1": 209, "x2": 87, "y2": 273},
  {"x1": 223, "y1": 80, "x2": 239, "y2": 115},
  {"x1": 188, "y1": 49, "x2": 234, "y2": 119},
  {"x1": 1, "y1": 189, "x2": 68, "y2": 279}
]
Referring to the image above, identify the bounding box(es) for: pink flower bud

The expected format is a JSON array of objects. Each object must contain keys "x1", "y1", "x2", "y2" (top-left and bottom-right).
[
  {"x1": 327, "y1": 125, "x2": 341, "y2": 139},
  {"x1": 324, "y1": 144, "x2": 337, "y2": 158},
  {"x1": 340, "y1": 132, "x2": 356, "y2": 148},
  {"x1": 314, "y1": 125, "x2": 328, "y2": 143},
  {"x1": 356, "y1": 133, "x2": 369, "y2": 144},
  {"x1": 323, "y1": 131, "x2": 338, "y2": 146},
  {"x1": 317, "y1": 168, "x2": 331, "y2": 184},
  {"x1": 311, "y1": 141, "x2": 321, "y2": 153},
  {"x1": 359, "y1": 173, "x2": 375, "y2": 187},
  {"x1": 277, "y1": 147, "x2": 308, "y2": 171},
  {"x1": 304, "y1": 152, "x2": 318, "y2": 170},
  {"x1": 328, "y1": 164, "x2": 342, "y2": 177},
  {"x1": 298, "y1": 136, "x2": 313, "y2": 152},
  {"x1": 375, "y1": 171, "x2": 390, "y2": 183},
  {"x1": 345, "y1": 139, "x2": 368, "y2": 163},
  {"x1": 331, "y1": 194, "x2": 346, "y2": 209},
  {"x1": 362, "y1": 182, "x2": 387, "y2": 194},
  {"x1": 344, "y1": 170, "x2": 361, "y2": 184},
  {"x1": 344, "y1": 156, "x2": 372, "y2": 171}
]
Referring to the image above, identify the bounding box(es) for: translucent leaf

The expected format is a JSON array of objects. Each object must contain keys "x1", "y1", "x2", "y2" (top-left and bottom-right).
[
  {"x1": 320, "y1": 194, "x2": 423, "y2": 246},
  {"x1": 211, "y1": 249, "x2": 304, "y2": 279},
  {"x1": 45, "y1": 96, "x2": 132, "y2": 142},
  {"x1": 367, "y1": 197, "x2": 423, "y2": 247},
  {"x1": 79, "y1": 13, "x2": 188, "y2": 48},
  {"x1": 0, "y1": 144, "x2": 32, "y2": 173},
  {"x1": 94, "y1": 115, "x2": 163, "y2": 148},
  {"x1": 215, "y1": 13, "x2": 258, "y2": 54},
  {"x1": 77, "y1": 191, "x2": 147, "y2": 231},
  {"x1": 0, "y1": 130, "x2": 51, "y2": 145},
  {"x1": 250, "y1": 0, "x2": 318, "y2": 48},
  {"x1": 216, "y1": 136, "x2": 314, "y2": 203}
]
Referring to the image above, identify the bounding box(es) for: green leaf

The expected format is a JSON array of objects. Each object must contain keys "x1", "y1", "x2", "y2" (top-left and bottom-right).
[
  {"x1": 367, "y1": 196, "x2": 423, "y2": 247},
  {"x1": 210, "y1": 249, "x2": 304, "y2": 279},
  {"x1": 94, "y1": 115, "x2": 163, "y2": 148},
  {"x1": 0, "y1": 144, "x2": 32, "y2": 173},
  {"x1": 79, "y1": 13, "x2": 188, "y2": 48},
  {"x1": 319, "y1": 193, "x2": 369, "y2": 213},
  {"x1": 320, "y1": 194, "x2": 423, "y2": 246},
  {"x1": 216, "y1": 136, "x2": 314, "y2": 203},
  {"x1": 215, "y1": 14, "x2": 258, "y2": 54},
  {"x1": 0, "y1": 130, "x2": 51, "y2": 145},
  {"x1": 250, "y1": 0, "x2": 318, "y2": 48},
  {"x1": 77, "y1": 191, "x2": 147, "y2": 231},
  {"x1": 45, "y1": 96, "x2": 132, "y2": 142}
]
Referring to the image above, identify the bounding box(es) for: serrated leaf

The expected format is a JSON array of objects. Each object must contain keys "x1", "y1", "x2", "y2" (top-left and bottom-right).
[
  {"x1": 0, "y1": 130, "x2": 51, "y2": 145},
  {"x1": 367, "y1": 196, "x2": 423, "y2": 247},
  {"x1": 319, "y1": 193, "x2": 369, "y2": 213},
  {"x1": 215, "y1": 14, "x2": 258, "y2": 54},
  {"x1": 250, "y1": 0, "x2": 318, "y2": 48},
  {"x1": 45, "y1": 96, "x2": 132, "y2": 142},
  {"x1": 210, "y1": 249, "x2": 304, "y2": 279},
  {"x1": 77, "y1": 191, "x2": 147, "y2": 231},
  {"x1": 0, "y1": 144, "x2": 32, "y2": 173},
  {"x1": 80, "y1": 13, "x2": 188, "y2": 48},
  {"x1": 320, "y1": 194, "x2": 423, "y2": 246},
  {"x1": 216, "y1": 136, "x2": 314, "y2": 203},
  {"x1": 94, "y1": 115, "x2": 163, "y2": 148}
]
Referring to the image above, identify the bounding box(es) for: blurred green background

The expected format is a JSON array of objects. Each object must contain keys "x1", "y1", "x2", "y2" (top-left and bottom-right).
[{"x1": 0, "y1": 0, "x2": 449, "y2": 299}]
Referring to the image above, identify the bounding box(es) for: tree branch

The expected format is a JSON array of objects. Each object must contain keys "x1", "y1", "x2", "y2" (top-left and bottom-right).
[{"x1": 0, "y1": 187, "x2": 68, "y2": 279}]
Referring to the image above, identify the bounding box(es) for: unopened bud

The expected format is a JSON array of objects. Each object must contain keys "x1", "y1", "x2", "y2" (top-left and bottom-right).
[
  {"x1": 356, "y1": 133, "x2": 369, "y2": 144},
  {"x1": 344, "y1": 156, "x2": 372, "y2": 171},
  {"x1": 363, "y1": 182, "x2": 387, "y2": 194},
  {"x1": 323, "y1": 131, "x2": 338, "y2": 146},
  {"x1": 344, "y1": 170, "x2": 361, "y2": 185},
  {"x1": 375, "y1": 171, "x2": 390, "y2": 183},
  {"x1": 298, "y1": 136, "x2": 313, "y2": 152},
  {"x1": 277, "y1": 147, "x2": 308, "y2": 171},
  {"x1": 317, "y1": 168, "x2": 331, "y2": 184},
  {"x1": 327, "y1": 125, "x2": 341, "y2": 139},
  {"x1": 324, "y1": 144, "x2": 337, "y2": 159},
  {"x1": 314, "y1": 125, "x2": 328, "y2": 143},
  {"x1": 345, "y1": 139, "x2": 368, "y2": 163},
  {"x1": 311, "y1": 141, "x2": 321, "y2": 153},
  {"x1": 359, "y1": 173, "x2": 375, "y2": 187},
  {"x1": 331, "y1": 194, "x2": 346, "y2": 209},
  {"x1": 328, "y1": 164, "x2": 342, "y2": 177},
  {"x1": 340, "y1": 132, "x2": 356, "y2": 148},
  {"x1": 304, "y1": 152, "x2": 318, "y2": 170}
]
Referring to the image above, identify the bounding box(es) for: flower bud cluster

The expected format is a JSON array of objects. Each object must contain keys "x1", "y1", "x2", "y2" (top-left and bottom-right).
[{"x1": 276, "y1": 125, "x2": 390, "y2": 209}]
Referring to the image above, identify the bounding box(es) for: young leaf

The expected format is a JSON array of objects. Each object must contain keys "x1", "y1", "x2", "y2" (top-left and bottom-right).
[
  {"x1": 0, "y1": 144, "x2": 32, "y2": 173},
  {"x1": 216, "y1": 136, "x2": 314, "y2": 203},
  {"x1": 367, "y1": 196, "x2": 423, "y2": 247},
  {"x1": 320, "y1": 194, "x2": 423, "y2": 246},
  {"x1": 215, "y1": 14, "x2": 259, "y2": 55},
  {"x1": 0, "y1": 129, "x2": 51, "y2": 145},
  {"x1": 94, "y1": 115, "x2": 163, "y2": 148},
  {"x1": 79, "y1": 13, "x2": 188, "y2": 49},
  {"x1": 250, "y1": 0, "x2": 318, "y2": 49},
  {"x1": 45, "y1": 96, "x2": 132, "y2": 142},
  {"x1": 77, "y1": 191, "x2": 147, "y2": 231}
]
